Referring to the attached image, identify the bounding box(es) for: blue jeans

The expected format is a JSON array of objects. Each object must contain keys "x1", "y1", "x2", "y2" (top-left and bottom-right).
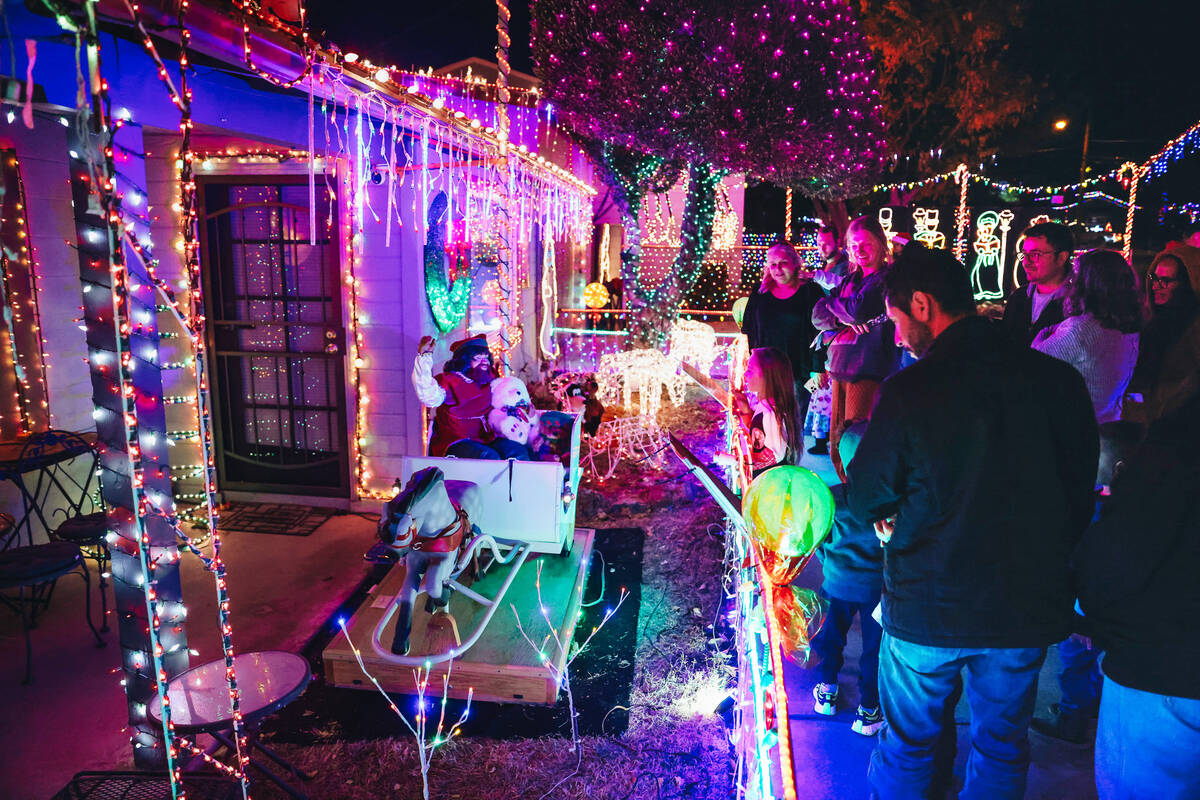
[
  {"x1": 1056, "y1": 635, "x2": 1102, "y2": 715},
  {"x1": 869, "y1": 633, "x2": 1047, "y2": 800},
  {"x1": 810, "y1": 593, "x2": 883, "y2": 708},
  {"x1": 1095, "y1": 676, "x2": 1200, "y2": 800}
]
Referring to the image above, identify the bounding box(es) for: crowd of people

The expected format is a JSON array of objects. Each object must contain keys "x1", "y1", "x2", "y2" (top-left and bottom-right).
[{"x1": 737, "y1": 218, "x2": 1200, "y2": 799}]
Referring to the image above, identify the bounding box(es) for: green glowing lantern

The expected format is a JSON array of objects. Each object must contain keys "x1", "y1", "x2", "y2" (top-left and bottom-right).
[
  {"x1": 731, "y1": 296, "x2": 748, "y2": 328},
  {"x1": 743, "y1": 466, "x2": 834, "y2": 582}
]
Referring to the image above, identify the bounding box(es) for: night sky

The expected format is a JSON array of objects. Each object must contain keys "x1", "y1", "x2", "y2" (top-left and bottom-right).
[{"x1": 306, "y1": 0, "x2": 1199, "y2": 228}]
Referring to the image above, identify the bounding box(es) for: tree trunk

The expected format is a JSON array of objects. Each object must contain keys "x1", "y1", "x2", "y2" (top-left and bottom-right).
[
  {"x1": 813, "y1": 197, "x2": 851, "y2": 239},
  {"x1": 626, "y1": 162, "x2": 721, "y2": 347}
]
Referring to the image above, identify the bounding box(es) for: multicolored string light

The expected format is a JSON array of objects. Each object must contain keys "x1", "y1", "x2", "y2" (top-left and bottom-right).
[
  {"x1": 0, "y1": 150, "x2": 51, "y2": 436},
  {"x1": 953, "y1": 163, "x2": 970, "y2": 262},
  {"x1": 110, "y1": 3, "x2": 251, "y2": 791}
]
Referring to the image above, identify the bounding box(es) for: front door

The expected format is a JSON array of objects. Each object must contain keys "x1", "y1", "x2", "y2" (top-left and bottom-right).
[{"x1": 199, "y1": 179, "x2": 349, "y2": 497}]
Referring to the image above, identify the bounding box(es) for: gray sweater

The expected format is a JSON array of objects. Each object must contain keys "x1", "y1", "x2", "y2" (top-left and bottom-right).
[{"x1": 1032, "y1": 313, "x2": 1139, "y2": 424}]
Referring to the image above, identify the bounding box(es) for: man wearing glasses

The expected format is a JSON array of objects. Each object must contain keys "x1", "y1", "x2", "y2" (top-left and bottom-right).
[{"x1": 1001, "y1": 222, "x2": 1074, "y2": 344}]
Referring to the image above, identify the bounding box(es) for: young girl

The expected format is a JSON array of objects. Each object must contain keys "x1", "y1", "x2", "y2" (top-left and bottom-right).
[{"x1": 732, "y1": 347, "x2": 802, "y2": 477}]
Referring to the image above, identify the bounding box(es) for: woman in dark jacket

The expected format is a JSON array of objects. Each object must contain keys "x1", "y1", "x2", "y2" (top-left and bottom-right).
[
  {"x1": 812, "y1": 215, "x2": 899, "y2": 479},
  {"x1": 1126, "y1": 246, "x2": 1200, "y2": 424},
  {"x1": 741, "y1": 241, "x2": 825, "y2": 425},
  {"x1": 1075, "y1": 384, "x2": 1200, "y2": 800}
]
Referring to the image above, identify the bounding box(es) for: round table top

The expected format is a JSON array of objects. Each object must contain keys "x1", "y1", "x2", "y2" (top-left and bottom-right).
[{"x1": 148, "y1": 650, "x2": 311, "y2": 733}]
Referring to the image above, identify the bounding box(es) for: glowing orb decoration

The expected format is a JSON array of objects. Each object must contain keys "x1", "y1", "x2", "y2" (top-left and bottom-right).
[
  {"x1": 583, "y1": 281, "x2": 610, "y2": 309},
  {"x1": 731, "y1": 296, "x2": 748, "y2": 328},
  {"x1": 743, "y1": 465, "x2": 834, "y2": 581}
]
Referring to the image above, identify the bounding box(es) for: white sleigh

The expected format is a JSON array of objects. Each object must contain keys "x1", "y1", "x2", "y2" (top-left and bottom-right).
[{"x1": 370, "y1": 413, "x2": 583, "y2": 665}]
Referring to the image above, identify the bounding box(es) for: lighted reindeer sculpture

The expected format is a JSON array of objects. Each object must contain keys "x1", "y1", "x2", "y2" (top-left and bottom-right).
[{"x1": 378, "y1": 466, "x2": 486, "y2": 655}]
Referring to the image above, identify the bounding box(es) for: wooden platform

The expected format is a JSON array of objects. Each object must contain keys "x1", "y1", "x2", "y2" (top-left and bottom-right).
[{"x1": 323, "y1": 528, "x2": 594, "y2": 705}]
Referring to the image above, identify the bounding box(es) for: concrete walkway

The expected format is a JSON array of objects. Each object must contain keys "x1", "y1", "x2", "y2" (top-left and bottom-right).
[{"x1": 0, "y1": 511, "x2": 378, "y2": 800}]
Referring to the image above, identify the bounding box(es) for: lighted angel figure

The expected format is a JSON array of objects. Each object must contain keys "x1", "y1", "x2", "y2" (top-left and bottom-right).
[{"x1": 970, "y1": 211, "x2": 1005, "y2": 300}]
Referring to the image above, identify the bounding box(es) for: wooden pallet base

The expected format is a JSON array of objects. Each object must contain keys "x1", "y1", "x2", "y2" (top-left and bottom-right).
[{"x1": 322, "y1": 528, "x2": 594, "y2": 705}]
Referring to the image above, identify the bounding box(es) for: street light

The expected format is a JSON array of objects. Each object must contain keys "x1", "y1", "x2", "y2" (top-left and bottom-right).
[{"x1": 1054, "y1": 119, "x2": 1069, "y2": 131}]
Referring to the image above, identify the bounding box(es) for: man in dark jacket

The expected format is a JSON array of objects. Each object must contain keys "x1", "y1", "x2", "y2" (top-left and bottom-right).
[
  {"x1": 847, "y1": 245, "x2": 1098, "y2": 800},
  {"x1": 1000, "y1": 221, "x2": 1073, "y2": 344},
  {"x1": 1075, "y1": 387, "x2": 1200, "y2": 799}
]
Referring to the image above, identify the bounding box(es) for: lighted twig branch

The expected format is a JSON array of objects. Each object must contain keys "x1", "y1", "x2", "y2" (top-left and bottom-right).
[
  {"x1": 511, "y1": 559, "x2": 629, "y2": 798},
  {"x1": 337, "y1": 619, "x2": 472, "y2": 800}
]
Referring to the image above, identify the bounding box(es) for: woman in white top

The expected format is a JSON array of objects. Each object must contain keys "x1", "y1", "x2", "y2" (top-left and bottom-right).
[{"x1": 1032, "y1": 249, "x2": 1144, "y2": 424}]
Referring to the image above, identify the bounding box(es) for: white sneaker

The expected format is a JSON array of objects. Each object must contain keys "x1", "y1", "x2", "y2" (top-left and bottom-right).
[
  {"x1": 813, "y1": 682, "x2": 838, "y2": 716},
  {"x1": 852, "y1": 705, "x2": 884, "y2": 736}
]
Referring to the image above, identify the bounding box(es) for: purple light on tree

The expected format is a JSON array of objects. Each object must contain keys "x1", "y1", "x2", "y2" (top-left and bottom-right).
[{"x1": 533, "y1": 0, "x2": 887, "y2": 344}]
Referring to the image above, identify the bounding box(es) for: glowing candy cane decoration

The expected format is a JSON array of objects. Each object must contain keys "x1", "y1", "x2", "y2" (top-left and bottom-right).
[
  {"x1": 953, "y1": 163, "x2": 970, "y2": 262},
  {"x1": 1120, "y1": 162, "x2": 1142, "y2": 263}
]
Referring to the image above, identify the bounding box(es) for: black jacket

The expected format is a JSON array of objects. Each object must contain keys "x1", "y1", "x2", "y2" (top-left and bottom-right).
[
  {"x1": 742, "y1": 281, "x2": 826, "y2": 379},
  {"x1": 1075, "y1": 391, "x2": 1200, "y2": 700},
  {"x1": 818, "y1": 483, "x2": 884, "y2": 604},
  {"x1": 847, "y1": 316, "x2": 1098, "y2": 648},
  {"x1": 1001, "y1": 284, "x2": 1067, "y2": 345}
]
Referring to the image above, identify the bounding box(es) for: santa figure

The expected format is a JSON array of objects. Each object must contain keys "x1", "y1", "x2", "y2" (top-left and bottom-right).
[{"x1": 411, "y1": 334, "x2": 497, "y2": 456}]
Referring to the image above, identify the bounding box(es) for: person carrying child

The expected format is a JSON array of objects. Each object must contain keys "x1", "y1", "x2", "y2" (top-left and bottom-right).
[
  {"x1": 731, "y1": 347, "x2": 802, "y2": 478},
  {"x1": 809, "y1": 421, "x2": 885, "y2": 736}
]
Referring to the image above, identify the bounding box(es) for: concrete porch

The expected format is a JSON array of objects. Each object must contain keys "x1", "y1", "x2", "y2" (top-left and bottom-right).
[{"x1": 0, "y1": 510, "x2": 379, "y2": 800}]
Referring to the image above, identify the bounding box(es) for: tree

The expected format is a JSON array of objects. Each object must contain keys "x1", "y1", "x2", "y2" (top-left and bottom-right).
[
  {"x1": 532, "y1": 0, "x2": 887, "y2": 346},
  {"x1": 858, "y1": 0, "x2": 1038, "y2": 199}
]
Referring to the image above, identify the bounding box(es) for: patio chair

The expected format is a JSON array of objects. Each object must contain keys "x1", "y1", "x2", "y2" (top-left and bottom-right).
[
  {"x1": 0, "y1": 510, "x2": 104, "y2": 683},
  {"x1": 17, "y1": 430, "x2": 112, "y2": 632}
]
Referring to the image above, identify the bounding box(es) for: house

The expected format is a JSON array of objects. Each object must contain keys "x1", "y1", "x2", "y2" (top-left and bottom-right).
[
  {"x1": 3, "y1": 0, "x2": 596, "y2": 515},
  {"x1": 1, "y1": 0, "x2": 595, "y2": 766}
]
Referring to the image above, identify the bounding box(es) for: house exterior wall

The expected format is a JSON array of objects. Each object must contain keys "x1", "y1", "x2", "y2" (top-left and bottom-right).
[
  {"x1": 6, "y1": 3, "x2": 593, "y2": 508},
  {"x1": 0, "y1": 113, "x2": 99, "y2": 531}
]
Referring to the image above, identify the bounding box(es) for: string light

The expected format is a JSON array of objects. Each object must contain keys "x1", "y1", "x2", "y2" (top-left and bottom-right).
[
  {"x1": 0, "y1": 150, "x2": 51, "y2": 435},
  {"x1": 1120, "y1": 162, "x2": 1144, "y2": 263},
  {"x1": 953, "y1": 164, "x2": 970, "y2": 262},
  {"x1": 784, "y1": 187, "x2": 793, "y2": 242},
  {"x1": 870, "y1": 117, "x2": 1200, "y2": 199},
  {"x1": 538, "y1": 234, "x2": 560, "y2": 361},
  {"x1": 595, "y1": 349, "x2": 686, "y2": 419},
  {"x1": 108, "y1": 4, "x2": 251, "y2": 792},
  {"x1": 580, "y1": 414, "x2": 668, "y2": 481},
  {"x1": 67, "y1": 5, "x2": 188, "y2": 787},
  {"x1": 493, "y1": 0, "x2": 518, "y2": 371},
  {"x1": 668, "y1": 319, "x2": 718, "y2": 377},
  {"x1": 596, "y1": 223, "x2": 614, "y2": 283}
]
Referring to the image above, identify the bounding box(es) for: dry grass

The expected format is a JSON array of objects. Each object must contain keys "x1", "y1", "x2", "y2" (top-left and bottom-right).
[{"x1": 257, "y1": 388, "x2": 735, "y2": 800}]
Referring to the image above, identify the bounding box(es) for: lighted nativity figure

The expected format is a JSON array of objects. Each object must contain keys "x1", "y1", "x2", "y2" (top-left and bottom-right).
[
  {"x1": 912, "y1": 208, "x2": 946, "y2": 250},
  {"x1": 412, "y1": 334, "x2": 498, "y2": 456},
  {"x1": 998, "y1": 209, "x2": 1019, "y2": 290},
  {"x1": 970, "y1": 210, "x2": 1006, "y2": 300}
]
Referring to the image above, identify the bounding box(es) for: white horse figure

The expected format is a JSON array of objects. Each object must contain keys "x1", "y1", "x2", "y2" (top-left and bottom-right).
[{"x1": 378, "y1": 466, "x2": 483, "y2": 655}]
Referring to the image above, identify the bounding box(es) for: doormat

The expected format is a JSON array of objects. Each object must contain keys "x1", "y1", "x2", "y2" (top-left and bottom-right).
[
  {"x1": 259, "y1": 527, "x2": 644, "y2": 744},
  {"x1": 217, "y1": 503, "x2": 341, "y2": 537}
]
